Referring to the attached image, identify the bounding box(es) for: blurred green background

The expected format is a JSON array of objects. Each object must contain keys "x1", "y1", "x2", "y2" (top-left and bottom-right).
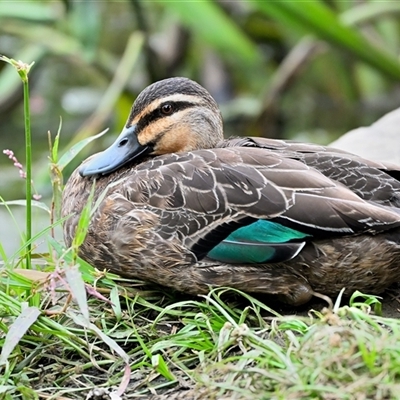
[{"x1": 1, "y1": 0, "x2": 400, "y2": 200}]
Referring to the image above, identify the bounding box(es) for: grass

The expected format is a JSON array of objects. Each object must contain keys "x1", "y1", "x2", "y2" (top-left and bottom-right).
[
  {"x1": 2, "y1": 275, "x2": 400, "y2": 400},
  {"x1": 1, "y1": 57, "x2": 400, "y2": 400}
]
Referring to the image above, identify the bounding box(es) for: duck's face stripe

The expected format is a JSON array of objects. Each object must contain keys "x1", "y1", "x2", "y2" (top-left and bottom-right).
[
  {"x1": 135, "y1": 101, "x2": 193, "y2": 135},
  {"x1": 128, "y1": 93, "x2": 206, "y2": 127},
  {"x1": 127, "y1": 94, "x2": 207, "y2": 153}
]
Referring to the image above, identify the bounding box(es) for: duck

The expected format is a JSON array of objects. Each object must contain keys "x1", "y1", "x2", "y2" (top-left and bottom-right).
[{"x1": 62, "y1": 77, "x2": 400, "y2": 306}]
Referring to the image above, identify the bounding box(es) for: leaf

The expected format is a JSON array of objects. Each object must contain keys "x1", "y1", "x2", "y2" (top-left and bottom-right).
[
  {"x1": 0, "y1": 306, "x2": 41, "y2": 365},
  {"x1": 49, "y1": 118, "x2": 64, "y2": 220},
  {"x1": 13, "y1": 269, "x2": 50, "y2": 283},
  {"x1": 3, "y1": 219, "x2": 65, "y2": 269},
  {"x1": 0, "y1": 386, "x2": 16, "y2": 394},
  {"x1": 0, "y1": 270, "x2": 42, "y2": 290},
  {"x1": 72, "y1": 182, "x2": 96, "y2": 249},
  {"x1": 0, "y1": 242, "x2": 7, "y2": 261},
  {"x1": 152, "y1": 354, "x2": 177, "y2": 381},
  {"x1": 159, "y1": 0, "x2": 259, "y2": 64},
  {"x1": 47, "y1": 236, "x2": 118, "y2": 285},
  {"x1": 51, "y1": 117, "x2": 63, "y2": 163},
  {"x1": 57, "y1": 128, "x2": 108, "y2": 170},
  {"x1": 0, "y1": 200, "x2": 50, "y2": 213},
  {"x1": 110, "y1": 285, "x2": 122, "y2": 322},
  {"x1": 65, "y1": 265, "x2": 89, "y2": 321},
  {"x1": 0, "y1": 2, "x2": 59, "y2": 21},
  {"x1": 47, "y1": 237, "x2": 94, "y2": 280},
  {"x1": 68, "y1": 312, "x2": 129, "y2": 362}
]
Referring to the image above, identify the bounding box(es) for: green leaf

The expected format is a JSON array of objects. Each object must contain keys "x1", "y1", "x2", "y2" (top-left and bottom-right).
[
  {"x1": 151, "y1": 354, "x2": 177, "y2": 381},
  {"x1": 0, "y1": 386, "x2": 16, "y2": 395},
  {"x1": 67, "y1": 311, "x2": 130, "y2": 363},
  {"x1": 158, "y1": 0, "x2": 259, "y2": 64},
  {"x1": 51, "y1": 118, "x2": 63, "y2": 163},
  {"x1": 0, "y1": 200, "x2": 50, "y2": 214},
  {"x1": 0, "y1": 2, "x2": 60, "y2": 21},
  {"x1": 0, "y1": 242, "x2": 6, "y2": 262},
  {"x1": 57, "y1": 128, "x2": 108, "y2": 170},
  {"x1": 350, "y1": 291, "x2": 383, "y2": 316},
  {"x1": 71, "y1": 182, "x2": 97, "y2": 251},
  {"x1": 3, "y1": 218, "x2": 65, "y2": 268}
]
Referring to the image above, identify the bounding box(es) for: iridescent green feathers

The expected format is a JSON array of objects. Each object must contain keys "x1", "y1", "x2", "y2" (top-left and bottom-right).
[{"x1": 207, "y1": 220, "x2": 309, "y2": 263}]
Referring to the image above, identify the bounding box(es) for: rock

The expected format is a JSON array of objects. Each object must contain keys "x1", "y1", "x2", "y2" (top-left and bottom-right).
[{"x1": 330, "y1": 108, "x2": 400, "y2": 165}]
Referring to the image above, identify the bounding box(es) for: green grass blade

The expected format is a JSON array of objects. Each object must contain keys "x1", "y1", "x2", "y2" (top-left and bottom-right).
[
  {"x1": 152, "y1": 354, "x2": 177, "y2": 381},
  {"x1": 50, "y1": 118, "x2": 62, "y2": 164},
  {"x1": 57, "y1": 128, "x2": 108, "y2": 170},
  {"x1": 0, "y1": 242, "x2": 7, "y2": 261},
  {"x1": 0, "y1": 2, "x2": 59, "y2": 21},
  {"x1": 0, "y1": 200, "x2": 50, "y2": 213}
]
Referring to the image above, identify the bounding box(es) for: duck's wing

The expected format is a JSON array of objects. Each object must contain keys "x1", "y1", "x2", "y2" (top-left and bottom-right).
[
  {"x1": 220, "y1": 137, "x2": 400, "y2": 207},
  {"x1": 116, "y1": 147, "x2": 400, "y2": 261}
]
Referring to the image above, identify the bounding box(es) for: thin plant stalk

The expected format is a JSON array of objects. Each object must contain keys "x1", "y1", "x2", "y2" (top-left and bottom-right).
[
  {"x1": 0, "y1": 56, "x2": 34, "y2": 269},
  {"x1": 22, "y1": 70, "x2": 32, "y2": 269}
]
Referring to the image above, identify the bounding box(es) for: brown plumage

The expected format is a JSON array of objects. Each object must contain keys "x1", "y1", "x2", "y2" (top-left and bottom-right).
[{"x1": 62, "y1": 77, "x2": 400, "y2": 305}]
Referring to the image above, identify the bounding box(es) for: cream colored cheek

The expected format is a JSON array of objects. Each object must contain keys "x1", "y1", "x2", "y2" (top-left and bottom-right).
[
  {"x1": 153, "y1": 125, "x2": 193, "y2": 154},
  {"x1": 137, "y1": 119, "x2": 171, "y2": 146}
]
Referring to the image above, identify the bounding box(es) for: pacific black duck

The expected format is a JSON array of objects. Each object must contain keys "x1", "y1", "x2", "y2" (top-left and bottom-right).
[{"x1": 62, "y1": 77, "x2": 400, "y2": 305}]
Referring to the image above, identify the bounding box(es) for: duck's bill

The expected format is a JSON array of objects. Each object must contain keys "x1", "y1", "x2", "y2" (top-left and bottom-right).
[{"x1": 79, "y1": 124, "x2": 150, "y2": 177}]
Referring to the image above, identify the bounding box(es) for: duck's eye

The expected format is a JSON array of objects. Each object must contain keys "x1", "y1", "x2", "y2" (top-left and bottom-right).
[{"x1": 161, "y1": 103, "x2": 173, "y2": 115}]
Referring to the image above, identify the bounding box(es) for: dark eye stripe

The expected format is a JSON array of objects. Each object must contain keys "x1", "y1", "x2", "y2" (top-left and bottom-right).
[{"x1": 136, "y1": 101, "x2": 194, "y2": 133}]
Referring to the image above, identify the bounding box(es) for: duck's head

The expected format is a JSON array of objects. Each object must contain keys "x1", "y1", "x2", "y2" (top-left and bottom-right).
[{"x1": 79, "y1": 77, "x2": 223, "y2": 177}]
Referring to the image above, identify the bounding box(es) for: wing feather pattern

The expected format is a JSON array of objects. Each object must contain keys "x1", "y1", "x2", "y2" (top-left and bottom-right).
[
  {"x1": 220, "y1": 137, "x2": 400, "y2": 207},
  {"x1": 116, "y1": 147, "x2": 400, "y2": 259}
]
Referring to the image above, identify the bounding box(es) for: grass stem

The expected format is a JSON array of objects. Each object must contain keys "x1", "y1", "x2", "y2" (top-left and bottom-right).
[
  {"x1": 0, "y1": 56, "x2": 35, "y2": 269},
  {"x1": 22, "y1": 72, "x2": 32, "y2": 269}
]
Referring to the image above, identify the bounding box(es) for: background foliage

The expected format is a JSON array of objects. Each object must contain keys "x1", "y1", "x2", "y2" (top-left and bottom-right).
[
  {"x1": 1, "y1": 0, "x2": 400, "y2": 175},
  {"x1": 0, "y1": 0, "x2": 400, "y2": 232}
]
